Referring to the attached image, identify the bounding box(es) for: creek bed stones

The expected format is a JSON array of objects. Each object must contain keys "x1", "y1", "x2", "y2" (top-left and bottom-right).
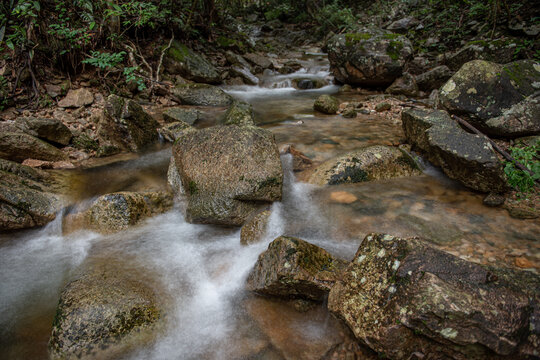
[
  {"x1": 247, "y1": 236, "x2": 347, "y2": 301},
  {"x1": 171, "y1": 83, "x2": 233, "y2": 107},
  {"x1": 0, "y1": 132, "x2": 68, "y2": 163},
  {"x1": 328, "y1": 233, "x2": 540, "y2": 360},
  {"x1": 171, "y1": 125, "x2": 282, "y2": 226}
]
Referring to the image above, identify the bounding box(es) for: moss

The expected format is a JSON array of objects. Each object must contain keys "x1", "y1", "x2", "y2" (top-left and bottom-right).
[
  {"x1": 382, "y1": 33, "x2": 401, "y2": 40},
  {"x1": 257, "y1": 176, "x2": 281, "y2": 189},
  {"x1": 73, "y1": 134, "x2": 99, "y2": 151},
  {"x1": 328, "y1": 166, "x2": 368, "y2": 185},
  {"x1": 386, "y1": 40, "x2": 404, "y2": 61},
  {"x1": 345, "y1": 33, "x2": 372, "y2": 45},
  {"x1": 187, "y1": 180, "x2": 198, "y2": 195},
  {"x1": 168, "y1": 42, "x2": 190, "y2": 62}
]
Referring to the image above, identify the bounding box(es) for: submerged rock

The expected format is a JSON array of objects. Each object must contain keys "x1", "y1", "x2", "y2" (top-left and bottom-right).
[
  {"x1": 63, "y1": 191, "x2": 173, "y2": 234},
  {"x1": 171, "y1": 83, "x2": 233, "y2": 107},
  {"x1": 314, "y1": 94, "x2": 339, "y2": 114},
  {"x1": 240, "y1": 208, "x2": 271, "y2": 245},
  {"x1": 171, "y1": 125, "x2": 282, "y2": 226},
  {"x1": 247, "y1": 236, "x2": 347, "y2": 301},
  {"x1": 308, "y1": 145, "x2": 420, "y2": 186},
  {"x1": 328, "y1": 233, "x2": 540, "y2": 359},
  {"x1": 438, "y1": 59, "x2": 540, "y2": 137},
  {"x1": 326, "y1": 28, "x2": 413, "y2": 86},
  {"x1": 0, "y1": 159, "x2": 65, "y2": 231},
  {"x1": 97, "y1": 95, "x2": 160, "y2": 153},
  {"x1": 0, "y1": 132, "x2": 67, "y2": 163},
  {"x1": 164, "y1": 41, "x2": 220, "y2": 84},
  {"x1": 222, "y1": 100, "x2": 255, "y2": 126},
  {"x1": 49, "y1": 265, "x2": 162, "y2": 360},
  {"x1": 402, "y1": 108, "x2": 506, "y2": 192}
]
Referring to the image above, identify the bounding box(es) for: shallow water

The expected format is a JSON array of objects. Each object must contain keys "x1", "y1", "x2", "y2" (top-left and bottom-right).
[{"x1": 1, "y1": 49, "x2": 538, "y2": 360}]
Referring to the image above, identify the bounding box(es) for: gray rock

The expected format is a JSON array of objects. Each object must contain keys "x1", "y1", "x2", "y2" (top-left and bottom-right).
[
  {"x1": 445, "y1": 42, "x2": 516, "y2": 71},
  {"x1": 243, "y1": 53, "x2": 273, "y2": 73},
  {"x1": 230, "y1": 66, "x2": 259, "y2": 85},
  {"x1": 171, "y1": 125, "x2": 283, "y2": 226},
  {"x1": 314, "y1": 95, "x2": 339, "y2": 114},
  {"x1": 164, "y1": 41, "x2": 221, "y2": 84},
  {"x1": 222, "y1": 101, "x2": 255, "y2": 126},
  {"x1": 402, "y1": 108, "x2": 506, "y2": 192},
  {"x1": 58, "y1": 88, "x2": 94, "y2": 108},
  {"x1": 328, "y1": 233, "x2": 540, "y2": 360},
  {"x1": 162, "y1": 107, "x2": 201, "y2": 125},
  {"x1": 246, "y1": 236, "x2": 347, "y2": 301},
  {"x1": 171, "y1": 83, "x2": 233, "y2": 107},
  {"x1": 0, "y1": 132, "x2": 67, "y2": 162},
  {"x1": 415, "y1": 65, "x2": 453, "y2": 92},
  {"x1": 16, "y1": 116, "x2": 73, "y2": 146},
  {"x1": 158, "y1": 121, "x2": 194, "y2": 143},
  {"x1": 483, "y1": 92, "x2": 540, "y2": 137},
  {"x1": 385, "y1": 72, "x2": 419, "y2": 97},
  {"x1": 326, "y1": 28, "x2": 413, "y2": 86},
  {"x1": 386, "y1": 17, "x2": 419, "y2": 33},
  {"x1": 308, "y1": 145, "x2": 421, "y2": 186}
]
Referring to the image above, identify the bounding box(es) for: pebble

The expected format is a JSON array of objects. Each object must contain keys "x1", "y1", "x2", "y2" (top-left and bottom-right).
[
  {"x1": 329, "y1": 191, "x2": 358, "y2": 204},
  {"x1": 515, "y1": 257, "x2": 534, "y2": 269}
]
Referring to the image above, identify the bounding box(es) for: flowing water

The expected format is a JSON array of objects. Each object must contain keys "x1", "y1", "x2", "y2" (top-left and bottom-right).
[{"x1": 1, "y1": 49, "x2": 539, "y2": 360}]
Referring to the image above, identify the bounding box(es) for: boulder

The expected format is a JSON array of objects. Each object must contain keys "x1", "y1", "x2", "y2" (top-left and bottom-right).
[
  {"x1": 402, "y1": 108, "x2": 506, "y2": 192},
  {"x1": 308, "y1": 145, "x2": 420, "y2": 186},
  {"x1": 49, "y1": 265, "x2": 162, "y2": 360},
  {"x1": 162, "y1": 107, "x2": 201, "y2": 125},
  {"x1": 222, "y1": 100, "x2": 255, "y2": 126},
  {"x1": 482, "y1": 92, "x2": 540, "y2": 137},
  {"x1": 0, "y1": 159, "x2": 65, "y2": 231},
  {"x1": 439, "y1": 59, "x2": 540, "y2": 136},
  {"x1": 385, "y1": 72, "x2": 419, "y2": 97},
  {"x1": 247, "y1": 236, "x2": 347, "y2": 301},
  {"x1": 62, "y1": 191, "x2": 173, "y2": 234},
  {"x1": 326, "y1": 29, "x2": 413, "y2": 86},
  {"x1": 386, "y1": 17, "x2": 419, "y2": 33},
  {"x1": 97, "y1": 95, "x2": 160, "y2": 152},
  {"x1": 16, "y1": 116, "x2": 73, "y2": 146},
  {"x1": 445, "y1": 42, "x2": 517, "y2": 71},
  {"x1": 314, "y1": 95, "x2": 339, "y2": 114},
  {"x1": 0, "y1": 132, "x2": 67, "y2": 162},
  {"x1": 164, "y1": 41, "x2": 221, "y2": 84},
  {"x1": 328, "y1": 233, "x2": 540, "y2": 360},
  {"x1": 415, "y1": 65, "x2": 453, "y2": 92},
  {"x1": 158, "y1": 121, "x2": 194, "y2": 143},
  {"x1": 171, "y1": 125, "x2": 283, "y2": 226},
  {"x1": 240, "y1": 208, "x2": 271, "y2": 245},
  {"x1": 58, "y1": 88, "x2": 94, "y2": 108},
  {"x1": 225, "y1": 50, "x2": 251, "y2": 69},
  {"x1": 243, "y1": 53, "x2": 273, "y2": 73},
  {"x1": 230, "y1": 66, "x2": 259, "y2": 85},
  {"x1": 171, "y1": 83, "x2": 233, "y2": 107}
]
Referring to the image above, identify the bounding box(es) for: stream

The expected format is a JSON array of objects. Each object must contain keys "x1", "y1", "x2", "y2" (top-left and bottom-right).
[{"x1": 1, "y1": 49, "x2": 538, "y2": 360}]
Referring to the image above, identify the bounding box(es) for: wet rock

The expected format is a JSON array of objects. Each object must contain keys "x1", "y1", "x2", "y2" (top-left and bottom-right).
[
  {"x1": 375, "y1": 102, "x2": 392, "y2": 112},
  {"x1": 97, "y1": 95, "x2": 160, "y2": 152},
  {"x1": 504, "y1": 198, "x2": 539, "y2": 219},
  {"x1": 243, "y1": 53, "x2": 273, "y2": 73},
  {"x1": 164, "y1": 41, "x2": 220, "y2": 84},
  {"x1": 314, "y1": 95, "x2": 339, "y2": 114},
  {"x1": 247, "y1": 236, "x2": 347, "y2": 301},
  {"x1": 328, "y1": 233, "x2": 540, "y2": 360},
  {"x1": 225, "y1": 50, "x2": 251, "y2": 69},
  {"x1": 158, "y1": 121, "x2": 194, "y2": 143},
  {"x1": 22, "y1": 159, "x2": 74, "y2": 169},
  {"x1": 280, "y1": 144, "x2": 313, "y2": 172},
  {"x1": 0, "y1": 159, "x2": 65, "y2": 231},
  {"x1": 230, "y1": 66, "x2": 259, "y2": 85},
  {"x1": 329, "y1": 191, "x2": 358, "y2": 204},
  {"x1": 162, "y1": 107, "x2": 201, "y2": 125},
  {"x1": 16, "y1": 116, "x2": 73, "y2": 146},
  {"x1": 326, "y1": 28, "x2": 413, "y2": 86},
  {"x1": 402, "y1": 108, "x2": 506, "y2": 193},
  {"x1": 222, "y1": 100, "x2": 255, "y2": 126},
  {"x1": 395, "y1": 213, "x2": 463, "y2": 245},
  {"x1": 483, "y1": 93, "x2": 540, "y2": 137},
  {"x1": 171, "y1": 83, "x2": 233, "y2": 107},
  {"x1": 171, "y1": 125, "x2": 282, "y2": 226},
  {"x1": 240, "y1": 208, "x2": 271, "y2": 245},
  {"x1": 439, "y1": 59, "x2": 540, "y2": 136},
  {"x1": 415, "y1": 65, "x2": 453, "y2": 92},
  {"x1": 385, "y1": 73, "x2": 418, "y2": 97},
  {"x1": 58, "y1": 88, "x2": 94, "y2": 108},
  {"x1": 294, "y1": 78, "x2": 327, "y2": 90},
  {"x1": 49, "y1": 265, "x2": 162, "y2": 360},
  {"x1": 483, "y1": 193, "x2": 506, "y2": 207},
  {"x1": 308, "y1": 145, "x2": 420, "y2": 186},
  {"x1": 63, "y1": 191, "x2": 173, "y2": 234},
  {"x1": 0, "y1": 132, "x2": 68, "y2": 163}
]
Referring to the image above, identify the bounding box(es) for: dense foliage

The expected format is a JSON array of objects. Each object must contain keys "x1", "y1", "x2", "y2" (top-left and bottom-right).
[{"x1": 504, "y1": 141, "x2": 540, "y2": 194}]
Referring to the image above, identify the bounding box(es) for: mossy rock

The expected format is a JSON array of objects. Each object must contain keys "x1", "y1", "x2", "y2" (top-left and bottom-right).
[
  {"x1": 314, "y1": 95, "x2": 339, "y2": 114},
  {"x1": 164, "y1": 41, "x2": 221, "y2": 84},
  {"x1": 246, "y1": 236, "x2": 348, "y2": 301},
  {"x1": 222, "y1": 100, "x2": 255, "y2": 126}
]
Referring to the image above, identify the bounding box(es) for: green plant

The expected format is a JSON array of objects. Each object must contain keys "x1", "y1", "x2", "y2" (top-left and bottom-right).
[
  {"x1": 123, "y1": 66, "x2": 146, "y2": 91},
  {"x1": 82, "y1": 51, "x2": 126, "y2": 70},
  {"x1": 504, "y1": 141, "x2": 540, "y2": 194}
]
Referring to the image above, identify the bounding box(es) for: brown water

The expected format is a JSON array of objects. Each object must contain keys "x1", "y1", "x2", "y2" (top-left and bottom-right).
[{"x1": 0, "y1": 49, "x2": 538, "y2": 360}]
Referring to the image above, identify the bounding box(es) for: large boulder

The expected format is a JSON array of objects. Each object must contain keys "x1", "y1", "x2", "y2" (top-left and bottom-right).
[
  {"x1": 0, "y1": 132, "x2": 67, "y2": 162},
  {"x1": 326, "y1": 29, "x2": 413, "y2": 86},
  {"x1": 16, "y1": 116, "x2": 73, "y2": 146},
  {"x1": 247, "y1": 236, "x2": 347, "y2": 301},
  {"x1": 0, "y1": 159, "x2": 65, "y2": 231},
  {"x1": 308, "y1": 145, "x2": 421, "y2": 186},
  {"x1": 49, "y1": 265, "x2": 162, "y2": 360},
  {"x1": 164, "y1": 41, "x2": 221, "y2": 84},
  {"x1": 97, "y1": 95, "x2": 160, "y2": 153},
  {"x1": 444, "y1": 42, "x2": 517, "y2": 71},
  {"x1": 328, "y1": 233, "x2": 540, "y2": 360},
  {"x1": 63, "y1": 191, "x2": 173, "y2": 234},
  {"x1": 171, "y1": 83, "x2": 233, "y2": 107},
  {"x1": 171, "y1": 125, "x2": 283, "y2": 226},
  {"x1": 402, "y1": 108, "x2": 506, "y2": 192},
  {"x1": 438, "y1": 59, "x2": 540, "y2": 136},
  {"x1": 482, "y1": 92, "x2": 540, "y2": 137}
]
